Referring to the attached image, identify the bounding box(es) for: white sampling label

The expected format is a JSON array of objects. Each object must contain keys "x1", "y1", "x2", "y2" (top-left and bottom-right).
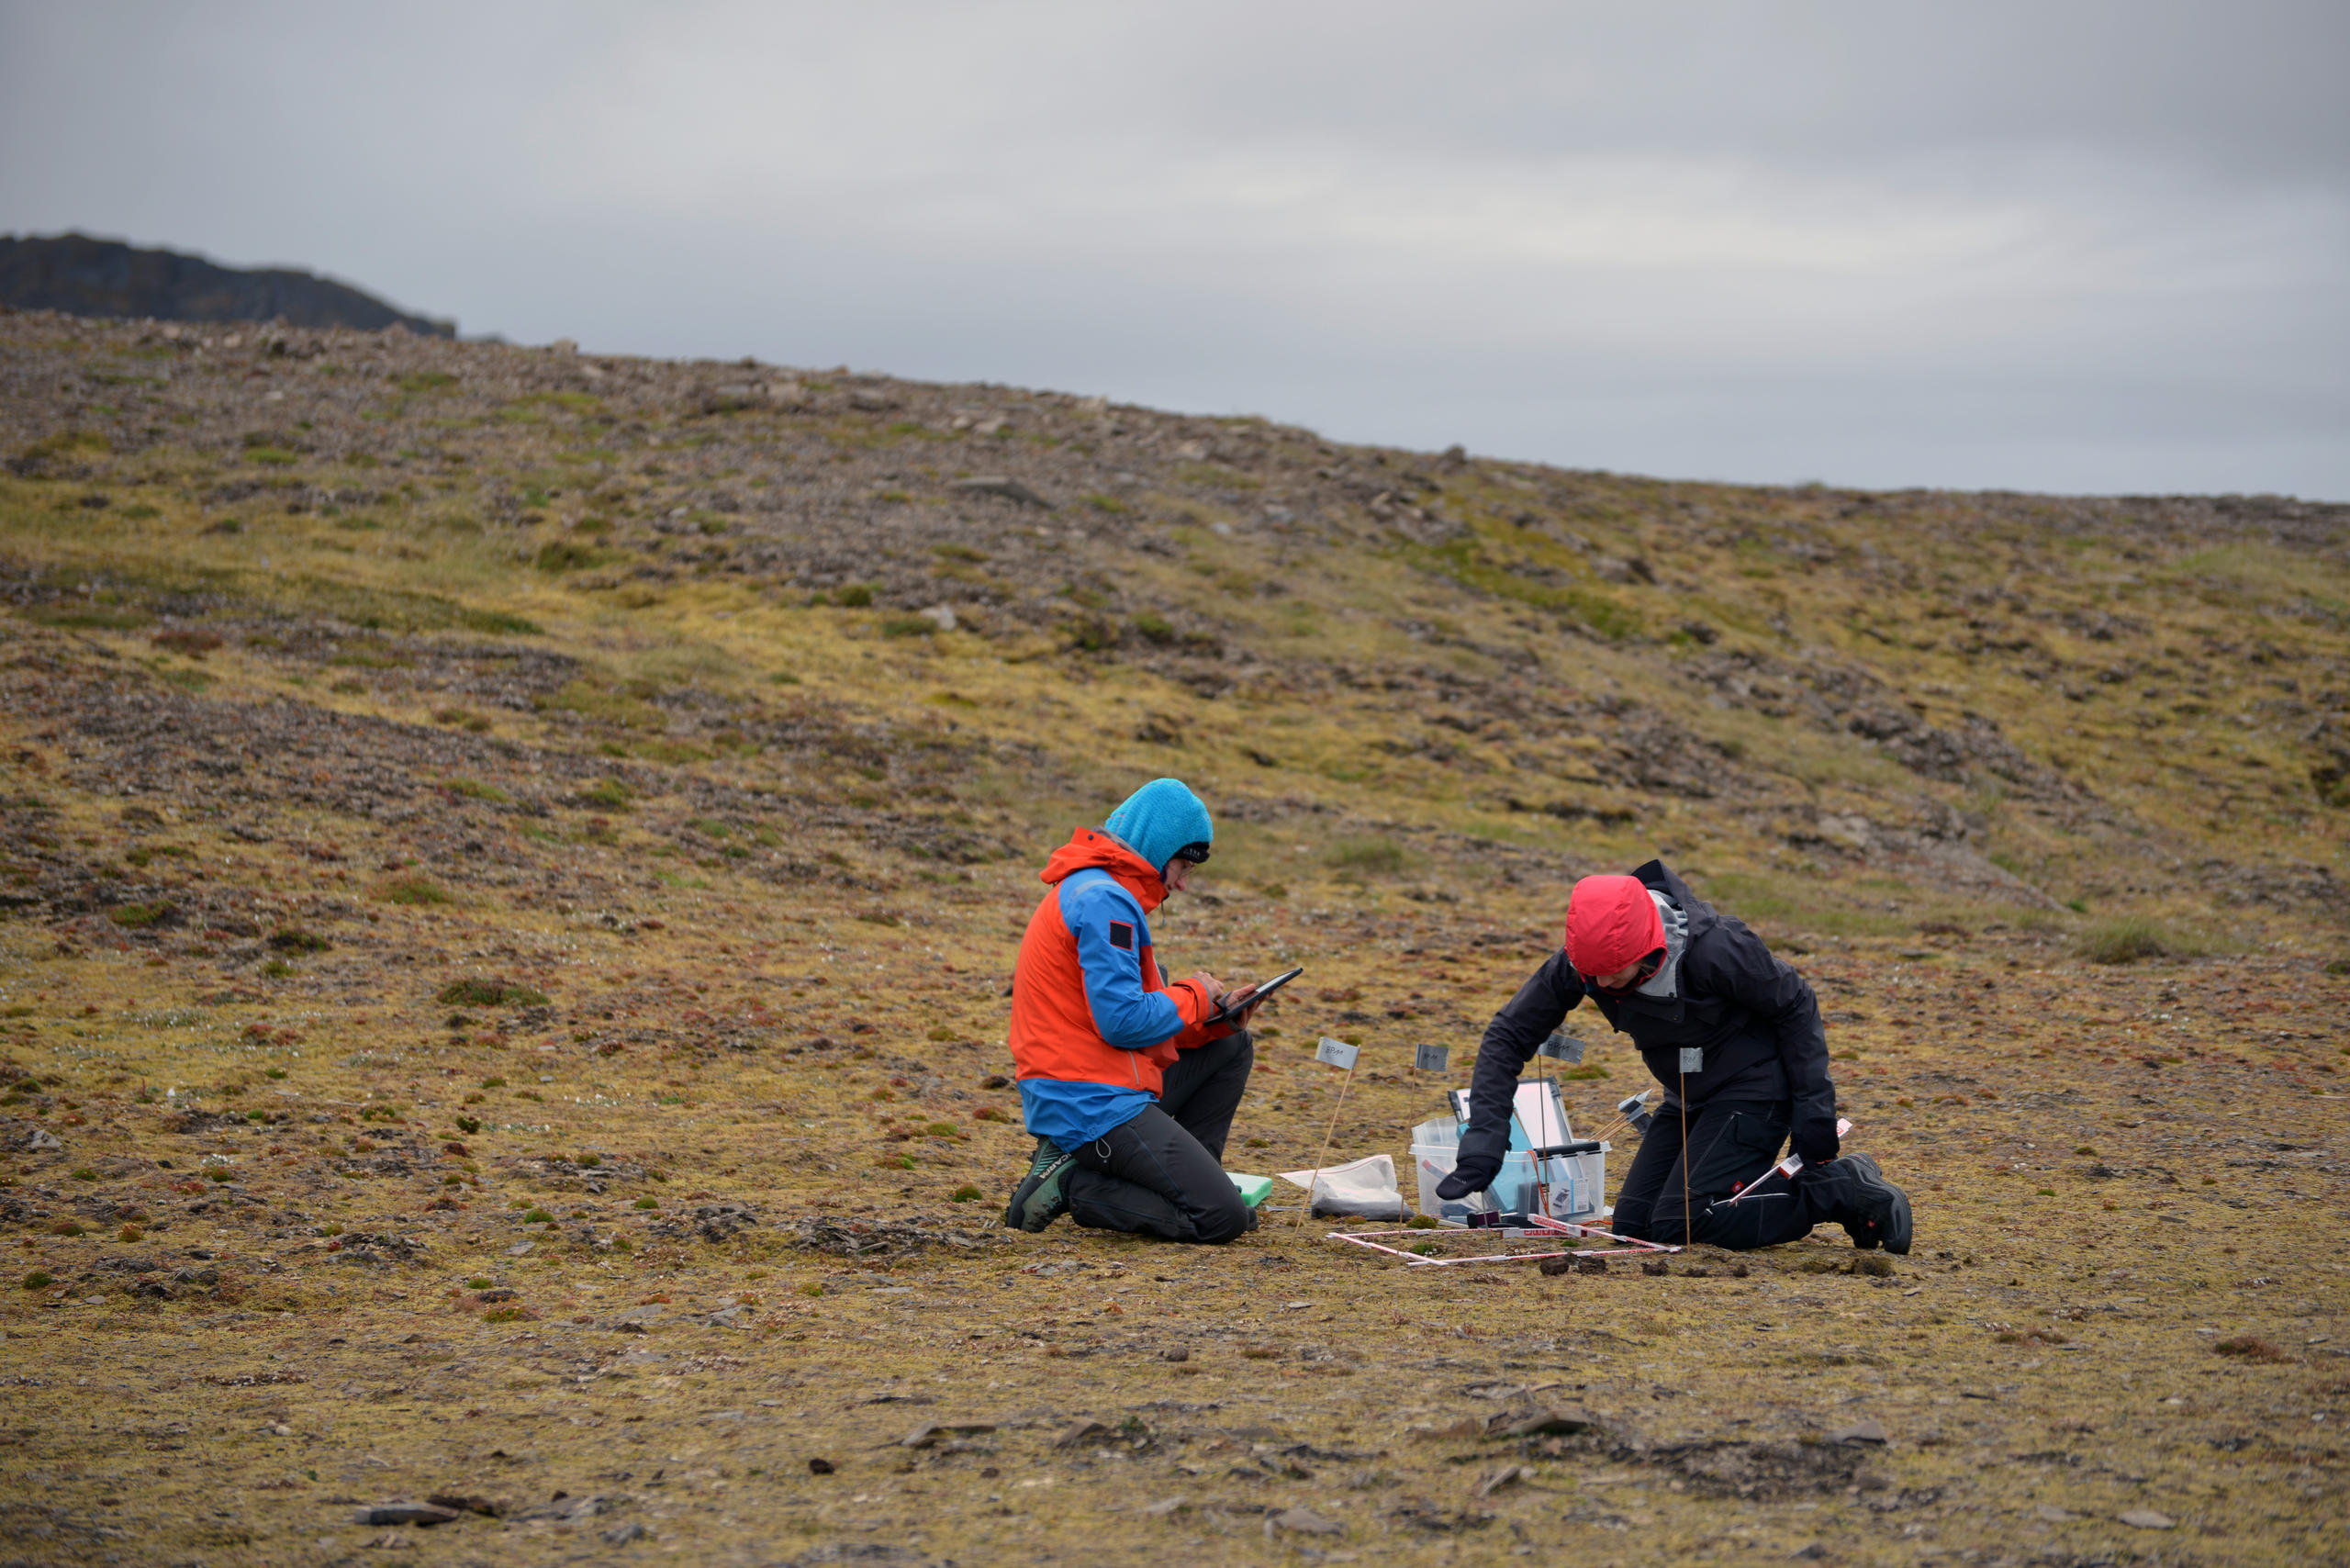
[{"x1": 1315, "y1": 1037, "x2": 1360, "y2": 1070}]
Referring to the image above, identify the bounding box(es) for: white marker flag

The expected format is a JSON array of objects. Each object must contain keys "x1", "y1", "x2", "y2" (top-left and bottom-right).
[
  {"x1": 1414, "y1": 1042, "x2": 1449, "y2": 1072},
  {"x1": 1539, "y1": 1031, "x2": 1585, "y2": 1064},
  {"x1": 1315, "y1": 1036, "x2": 1360, "y2": 1070}
]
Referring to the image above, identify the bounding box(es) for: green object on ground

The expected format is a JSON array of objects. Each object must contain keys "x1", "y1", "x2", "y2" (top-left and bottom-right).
[{"x1": 1226, "y1": 1171, "x2": 1273, "y2": 1209}]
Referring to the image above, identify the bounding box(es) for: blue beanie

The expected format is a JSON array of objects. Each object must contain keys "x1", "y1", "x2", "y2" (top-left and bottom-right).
[{"x1": 1102, "y1": 778, "x2": 1213, "y2": 874}]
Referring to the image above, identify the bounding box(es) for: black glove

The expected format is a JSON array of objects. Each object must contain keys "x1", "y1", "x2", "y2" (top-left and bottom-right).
[
  {"x1": 1794, "y1": 1116, "x2": 1841, "y2": 1167},
  {"x1": 1435, "y1": 1162, "x2": 1495, "y2": 1203}
]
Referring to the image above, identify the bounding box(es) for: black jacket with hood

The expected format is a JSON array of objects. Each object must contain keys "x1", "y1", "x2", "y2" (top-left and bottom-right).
[{"x1": 1453, "y1": 859, "x2": 1837, "y2": 1193}]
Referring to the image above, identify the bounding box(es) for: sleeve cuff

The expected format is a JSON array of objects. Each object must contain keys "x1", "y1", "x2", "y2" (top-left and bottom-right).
[{"x1": 1165, "y1": 980, "x2": 1234, "y2": 1045}]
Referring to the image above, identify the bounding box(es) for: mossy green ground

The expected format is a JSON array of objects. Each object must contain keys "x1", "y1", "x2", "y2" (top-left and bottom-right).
[{"x1": 0, "y1": 314, "x2": 2343, "y2": 1563}]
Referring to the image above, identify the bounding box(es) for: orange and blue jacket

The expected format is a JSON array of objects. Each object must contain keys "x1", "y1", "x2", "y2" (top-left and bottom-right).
[{"x1": 1008, "y1": 829, "x2": 1229, "y2": 1149}]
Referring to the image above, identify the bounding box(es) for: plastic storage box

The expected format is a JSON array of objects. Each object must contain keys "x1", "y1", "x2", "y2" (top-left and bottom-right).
[{"x1": 1410, "y1": 1081, "x2": 1607, "y2": 1226}]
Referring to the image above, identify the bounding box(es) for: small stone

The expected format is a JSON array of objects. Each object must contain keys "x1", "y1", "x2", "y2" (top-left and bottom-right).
[
  {"x1": 1488, "y1": 1405, "x2": 1597, "y2": 1439},
  {"x1": 1828, "y1": 1419, "x2": 1887, "y2": 1446},
  {"x1": 1789, "y1": 1545, "x2": 1830, "y2": 1561},
  {"x1": 2119, "y1": 1508, "x2": 2177, "y2": 1529},
  {"x1": 806, "y1": 1458, "x2": 836, "y2": 1475},
  {"x1": 901, "y1": 1420, "x2": 995, "y2": 1448},
  {"x1": 951, "y1": 476, "x2": 1049, "y2": 508},
  {"x1": 1142, "y1": 1496, "x2": 1188, "y2": 1518},
  {"x1": 353, "y1": 1502, "x2": 460, "y2": 1528},
  {"x1": 1266, "y1": 1506, "x2": 1342, "y2": 1537},
  {"x1": 917, "y1": 605, "x2": 957, "y2": 633},
  {"x1": 1054, "y1": 1418, "x2": 1111, "y2": 1448},
  {"x1": 425, "y1": 1493, "x2": 500, "y2": 1518},
  {"x1": 506, "y1": 1241, "x2": 533, "y2": 1258},
  {"x1": 601, "y1": 1521, "x2": 648, "y2": 1544},
  {"x1": 1475, "y1": 1463, "x2": 1526, "y2": 1497},
  {"x1": 2036, "y1": 1505, "x2": 2080, "y2": 1522},
  {"x1": 360, "y1": 1531, "x2": 415, "y2": 1551},
  {"x1": 1159, "y1": 1347, "x2": 1190, "y2": 1362}
]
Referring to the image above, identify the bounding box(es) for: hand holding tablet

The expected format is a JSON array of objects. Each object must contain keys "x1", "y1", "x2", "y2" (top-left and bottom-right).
[{"x1": 1210, "y1": 965, "x2": 1304, "y2": 1025}]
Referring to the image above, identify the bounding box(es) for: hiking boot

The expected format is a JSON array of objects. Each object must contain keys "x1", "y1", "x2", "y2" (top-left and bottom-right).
[
  {"x1": 1002, "y1": 1137, "x2": 1076, "y2": 1233},
  {"x1": 1834, "y1": 1152, "x2": 1912, "y2": 1255}
]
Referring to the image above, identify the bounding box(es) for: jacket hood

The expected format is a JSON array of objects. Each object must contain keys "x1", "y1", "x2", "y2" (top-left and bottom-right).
[{"x1": 1040, "y1": 827, "x2": 1168, "y2": 912}]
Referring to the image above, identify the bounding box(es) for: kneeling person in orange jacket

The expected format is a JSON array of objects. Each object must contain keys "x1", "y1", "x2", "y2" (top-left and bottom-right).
[{"x1": 1002, "y1": 778, "x2": 1259, "y2": 1242}]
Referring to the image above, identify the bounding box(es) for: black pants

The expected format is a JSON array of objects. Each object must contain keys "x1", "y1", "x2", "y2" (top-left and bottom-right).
[
  {"x1": 1612, "y1": 1098, "x2": 1837, "y2": 1250},
  {"x1": 1065, "y1": 1031, "x2": 1255, "y2": 1245}
]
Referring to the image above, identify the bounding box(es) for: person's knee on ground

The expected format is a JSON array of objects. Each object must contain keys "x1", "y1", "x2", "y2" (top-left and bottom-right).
[
  {"x1": 1190, "y1": 1181, "x2": 1251, "y2": 1245},
  {"x1": 1065, "y1": 1167, "x2": 1249, "y2": 1244},
  {"x1": 1611, "y1": 1192, "x2": 1659, "y2": 1243}
]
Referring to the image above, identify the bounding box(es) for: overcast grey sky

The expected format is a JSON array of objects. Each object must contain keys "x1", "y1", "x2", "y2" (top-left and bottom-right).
[{"x1": 4, "y1": 2, "x2": 2345, "y2": 498}]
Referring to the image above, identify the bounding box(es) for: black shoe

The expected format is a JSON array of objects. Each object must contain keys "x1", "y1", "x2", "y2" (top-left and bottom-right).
[
  {"x1": 1835, "y1": 1152, "x2": 1911, "y2": 1256},
  {"x1": 1002, "y1": 1137, "x2": 1076, "y2": 1233}
]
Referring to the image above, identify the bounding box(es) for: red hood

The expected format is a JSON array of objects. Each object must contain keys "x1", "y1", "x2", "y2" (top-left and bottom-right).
[
  {"x1": 1564, "y1": 873, "x2": 1665, "y2": 977},
  {"x1": 1039, "y1": 827, "x2": 1167, "y2": 913}
]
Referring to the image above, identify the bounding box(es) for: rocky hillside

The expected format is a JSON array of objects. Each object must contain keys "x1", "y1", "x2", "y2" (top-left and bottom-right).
[
  {"x1": 0, "y1": 306, "x2": 2342, "y2": 949},
  {"x1": 0, "y1": 234, "x2": 454, "y2": 336}
]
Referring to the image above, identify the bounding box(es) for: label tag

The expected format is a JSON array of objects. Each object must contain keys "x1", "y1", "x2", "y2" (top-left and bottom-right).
[
  {"x1": 1539, "y1": 1031, "x2": 1585, "y2": 1064},
  {"x1": 1678, "y1": 1047, "x2": 1704, "y2": 1074},
  {"x1": 1414, "y1": 1042, "x2": 1449, "y2": 1072},
  {"x1": 1315, "y1": 1036, "x2": 1360, "y2": 1070}
]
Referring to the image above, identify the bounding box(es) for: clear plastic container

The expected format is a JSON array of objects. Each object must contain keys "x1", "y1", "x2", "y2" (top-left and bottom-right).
[
  {"x1": 1409, "y1": 1101, "x2": 1607, "y2": 1225},
  {"x1": 1413, "y1": 1140, "x2": 1494, "y2": 1224}
]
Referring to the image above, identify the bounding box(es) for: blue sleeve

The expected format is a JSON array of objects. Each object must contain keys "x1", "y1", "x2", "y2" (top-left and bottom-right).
[{"x1": 1061, "y1": 879, "x2": 1187, "y2": 1050}]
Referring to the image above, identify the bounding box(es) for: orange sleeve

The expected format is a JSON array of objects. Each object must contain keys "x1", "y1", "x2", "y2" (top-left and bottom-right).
[{"x1": 1163, "y1": 979, "x2": 1236, "y2": 1047}]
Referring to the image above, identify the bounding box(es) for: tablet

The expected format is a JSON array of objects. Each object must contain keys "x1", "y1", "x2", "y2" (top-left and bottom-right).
[{"x1": 1212, "y1": 965, "x2": 1304, "y2": 1023}]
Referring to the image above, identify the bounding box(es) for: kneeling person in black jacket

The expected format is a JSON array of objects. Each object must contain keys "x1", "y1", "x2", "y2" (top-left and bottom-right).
[{"x1": 1438, "y1": 861, "x2": 1911, "y2": 1253}]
